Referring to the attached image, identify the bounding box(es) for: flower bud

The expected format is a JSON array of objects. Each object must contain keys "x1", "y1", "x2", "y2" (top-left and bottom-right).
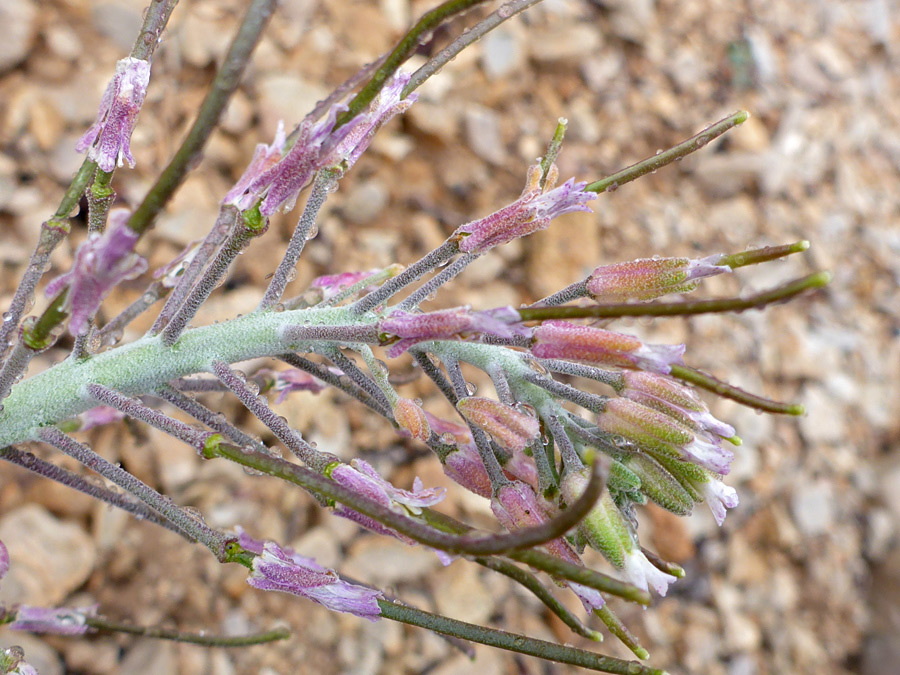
[
  {"x1": 442, "y1": 442, "x2": 493, "y2": 497},
  {"x1": 621, "y1": 453, "x2": 695, "y2": 516},
  {"x1": 532, "y1": 321, "x2": 684, "y2": 374},
  {"x1": 586, "y1": 255, "x2": 730, "y2": 302},
  {"x1": 456, "y1": 397, "x2": 540, "y2": 453},
  {"x1": 598, "y1": 398, "x2": 734, "y2": 474},
  {"x1": 10, "y1": 605, "x2": 95, "y2": 635},
  {"x1": 560, "y1": 470, "x2": 632, "y2": 568},
  {"x1": 393, "y1": 398, "x2": 430, "y2": 442},
  {"x1": 620, "y1": 371, "x2": 735, "y2": 438}
]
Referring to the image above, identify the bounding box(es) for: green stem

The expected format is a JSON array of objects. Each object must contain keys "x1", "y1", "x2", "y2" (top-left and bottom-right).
[
  {"x1": 378, "y1": 600, "x2": 668, "y2": 674},
  {"x1": 475, "y1": 557, "x2": 603, "y2": 642},
  {"x1": 540, "y1": 118, "x2": 567, "y2": 186},
  {"x1": 335, "y1": 0, "x2": 491, "y2": 128},
  {"x1": 131, "y1": 0, "x2": 180, "y2": 61},
  {"x1": 594, "y1": 605, "x2": 650, "y2": 660},
  {"x1": 585, "y1": 111, "x2": 749, "y2": 194},
  {"x1": 517, "y1": 272, "x2": 831, "y2": 321},
  {"x1": 669, "y1": 364, "x2": 805, "y2": 415},
  {"x1": 85, "y1": 616, "x2": 289, "y2": 646}
]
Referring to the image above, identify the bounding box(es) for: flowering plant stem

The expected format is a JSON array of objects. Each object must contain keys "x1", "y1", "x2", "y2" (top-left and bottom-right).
[
  {"x1": 83, "y1": 616, "x2": 289, "y2": 647},
  {"x1": 378, "y1": 599, "x2": 668, "y2": 675},
  {"x1": 585, "y1": 111, "x2": 750, "y2": 194}
]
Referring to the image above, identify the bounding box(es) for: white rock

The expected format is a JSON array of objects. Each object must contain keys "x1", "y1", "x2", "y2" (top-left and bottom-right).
[
  {"x1": 480, "y1": 28, "x2": 524, "y2": 80},
  {"x1": 464, "y1": 105, "x2": 505, "y2": 165},
  {"x1": 0, "y1": 0, "x2": 36, "y2": 72},
  {"x1": 790, "y1": 480, "x2": 835, "y2": 537},
  {"x1": 0, "y1": 505, "x2": 97, "y2": 606}
]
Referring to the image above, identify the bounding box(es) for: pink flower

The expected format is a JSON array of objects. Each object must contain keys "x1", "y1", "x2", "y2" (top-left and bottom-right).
[
  {"x1": 76, "y1": 57, "x2": 151, "y2": 171},
  {"x1": 232, "y1": 72, "x2": 417, "y2": 216},
  {"x1": 456, "y1": 397, "x2": 540, "y2": 454},
  {"x1": 455, "y1": 164, "x2": 596, "y2": 254},
  {"x1": 380, "y1": 306, "x2": 528, "y2": 357},
  {"x1": 598, "y1": 398, "x2": 734, "y2": 474},
  {"x1": 620, "y1": 371, "x2": 736, "y2": 439},
  {"x1": 45, "y1": 209, "x2": 147, "y2": 335},
  {"x1": 248, "y1": 541, "x2": 383, "y2": 620},
  {"x1": 311, "y1": 270, "x2": 379, "y2": 300},
  {"x1": 586, "y1": 255, "x2": 730, "y2": 302},
  {"x1": 78, "y1": 405, "x2": 126, "y2": 431},
  {"x1": 329, "y1": 460, "x2": 451, "y2": 564},
  {"x1": 10, "y1": 606, "x2": 96, "y2": 635},
  {"x1": 331, "y1": 458, "x2": 445, "y2": 518},
  {"x1": 263, "y1": 368, "x2": 328, "y2": 404},
  {"x1": 532, "y1": 321, "x2": 684, "y2": 374}
]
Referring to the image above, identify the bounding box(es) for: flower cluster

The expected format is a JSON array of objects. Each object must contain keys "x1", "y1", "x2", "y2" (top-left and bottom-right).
[{"x1": 225, "y1": 72, "x2": 417, "y2": 215}]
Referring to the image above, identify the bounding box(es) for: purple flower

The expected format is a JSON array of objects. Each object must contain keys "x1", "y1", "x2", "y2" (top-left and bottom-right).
[
  {"x1": 455, "y1": 164, "x2": 596, "y2": 254},
  {"x1": 248, "y1": 541, "x2": 383, "y2": 620},
  {"x1": 532, "y1": 321, "x2": 684, "y2": 374},
  {"x1": 10, "y1": 605, "x2": 96, "y2": 635},
  {"x1": 586, "y1": 254, "x2": 731, "y2": 302},
  {"x1": 620, "y1": 371, "x2": 736, "y2": 439},
  {"x1": 264, "y1": 368, "x2": 328, "y2": 404},
  {"x1": 223, "y1": 121, "x2": 287, "y2": 211},
  {"x1": 233, "y1": 72, "x2": 417, "y2": 216},
  {"x1": 597, "y1": 398, "x2": 734, "y2": 474},
  {"x1": 76, "y1": 57, "x2": 151, "y2": 171},
  {"x1": 45, "y1": 209, "x2": 147, "y2": 335},
  {"x1": 331, "y1": 458, "x2": 445, "y2": 519},
  {"x1": 311, "y1": 270, "x2": 378, "y2": 300},
  {"x1": 78, "y1": 405, "x2": 126, "y2": 431},
  {"x1": 456, "y1": 397, "x2": 540, "y2": 454},
  {"x1": 697, "y1": 475, "x2": 739, "y2": 526},
  {"x1": 380, "y1": 306, "x2": 528, "y2": 357}
]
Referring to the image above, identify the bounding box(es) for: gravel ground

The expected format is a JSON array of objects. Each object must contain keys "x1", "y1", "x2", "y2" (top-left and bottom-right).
[{"x1": 0, "y1": 1, "x2": 898, "y2": 674}]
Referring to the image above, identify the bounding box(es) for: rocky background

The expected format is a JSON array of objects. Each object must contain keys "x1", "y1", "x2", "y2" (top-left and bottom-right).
[{"x1": 1, "y1": 0, "x2": 898, "y2": 673}]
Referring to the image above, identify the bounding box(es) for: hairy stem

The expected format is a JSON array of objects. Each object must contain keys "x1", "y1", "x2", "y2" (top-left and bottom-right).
[
  {"x1": 0, "y1": 445, "x2": 189, "y2": 538},
  {"x1": 258, "y1": 170, "x2": 336, "y2": 311},
  {"x1": 38, "y1": 427, "x2": 232, "y2": 560}
]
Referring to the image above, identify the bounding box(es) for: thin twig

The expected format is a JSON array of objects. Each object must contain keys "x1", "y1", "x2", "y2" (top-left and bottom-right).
[
  {"x1": 585, "y1": 111, "x2": 750, "y2": 194},
  {"x1": 517, "y1": 272, "x2": 831, "y2": 321}
]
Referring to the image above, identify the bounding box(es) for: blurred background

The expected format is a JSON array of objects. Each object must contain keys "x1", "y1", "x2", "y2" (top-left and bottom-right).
[{"x1": 0, "y1": 0, "x2": 897, "y2": 673}]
